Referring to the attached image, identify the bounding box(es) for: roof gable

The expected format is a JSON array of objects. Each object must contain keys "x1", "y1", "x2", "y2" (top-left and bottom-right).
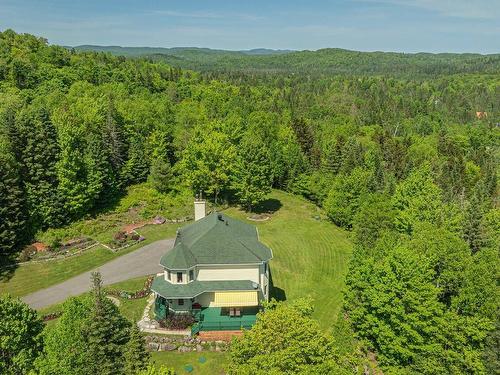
[{"x1": 160, "y1": 212, "x2": 272, "y2": 269}]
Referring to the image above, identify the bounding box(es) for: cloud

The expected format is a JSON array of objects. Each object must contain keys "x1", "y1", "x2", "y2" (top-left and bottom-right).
[
  {"x1": 358, "y1": 0, "x2": 500, "y2": 19},
  {"x1": 150, "y1": 10, "x2": 263, "y2": 21}
]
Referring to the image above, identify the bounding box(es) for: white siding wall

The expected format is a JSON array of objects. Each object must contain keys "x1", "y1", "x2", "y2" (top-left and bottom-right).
[
  {"x1": 259, "y1": 262, "x2": 270, "y2": 300},
  {"x1": 164, "y1": 270, "x2": 189, "y2": 284},
  {"x1": 196, "y1": 265, "x2": 260, "y2": 284}
]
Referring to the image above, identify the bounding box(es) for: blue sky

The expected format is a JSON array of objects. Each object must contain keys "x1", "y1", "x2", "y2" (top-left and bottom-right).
[{"x1": 1, "y1": 0, "x2": 499, "y2": 53}]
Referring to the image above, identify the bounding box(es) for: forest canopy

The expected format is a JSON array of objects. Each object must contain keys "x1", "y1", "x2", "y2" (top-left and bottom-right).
[{"x1": 0, "y1": 29, "x2": 499, "y2": 374}]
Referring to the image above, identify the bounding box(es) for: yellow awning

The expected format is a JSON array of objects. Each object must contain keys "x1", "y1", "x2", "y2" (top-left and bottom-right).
[{"x1": 213, "y1": 291, "x2": 258, "y2": 307}]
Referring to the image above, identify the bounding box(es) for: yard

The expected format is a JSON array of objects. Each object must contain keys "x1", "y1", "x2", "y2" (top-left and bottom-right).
[
  {"x1": 151, "y1": 351, "x2": 228, "y2": 375},
  {"x1": 39, "y1": 276, "x2": 150, "y2": 326},
  {"x1": 2, "y1": 188, "x2": 353, "y2": 331},
  {"x1": 223, "y1": 190, "x2": 353, "y2": 329},
  {"x1": 0, "y1": 224, "x2": 180, "y2": 297}
]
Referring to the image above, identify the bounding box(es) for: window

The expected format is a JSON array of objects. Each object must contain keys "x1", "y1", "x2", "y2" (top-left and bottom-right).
[
  {"x1": 167, "y1": 270, "x2": 171, "y2": 280},
  {"x1": 178, "y1": 299, "x2": 184, "y2": 305},
  {"x1": 177, "y1": 272, "x2": 183, "y2": 283},
  {"x1": 189, "y1": 270, "x2": 194, "y2": 281}
]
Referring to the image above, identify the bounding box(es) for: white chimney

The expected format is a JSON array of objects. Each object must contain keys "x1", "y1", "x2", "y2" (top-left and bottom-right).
[{"x1": 194, "y1": 198, "x2": 206, "y2": 221}]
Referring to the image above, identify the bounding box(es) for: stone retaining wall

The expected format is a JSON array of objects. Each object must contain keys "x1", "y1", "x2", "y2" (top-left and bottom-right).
[{"x1": 144, "y1": 335, "x2": 229, "y2": 352}]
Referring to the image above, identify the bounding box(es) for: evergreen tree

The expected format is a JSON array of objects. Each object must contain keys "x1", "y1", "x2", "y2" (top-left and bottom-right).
[
  {"x1": 231, "y1": 136, "x2": 273, "y2": 212},
  {"x1": 122, "y1": 136, "x2": 150, "y2": 185},
  {"x1": 85, "y1": 130, "x2": 117, "y2": 206},
  {"x1": 149, "y1": 157, "x2": 173, "y2": 193},
  {"x1": 0, "y1": 138, "x2": 26, "y2": 255},
  {"x1": 339, "y1": 137, "x2": 364, "y2": 175},
  {"x1": 323, "y1": 135, "x2": 344, "y2": 174},
  {"x1": 17, "y1": 104, "x2": 65, "y2": 230},
  {"x1": 463, "y1": 182, "x2": 488, "y2": 253},
  {"x1": 84, "y1": 272, "x2": 130, "y2": 375},
  {"x1": 103, "y1": 97, "x2": 127, "y2": 186},
  {"x1": 123, "y1": 323, "x2": 150, "y2": 375}
]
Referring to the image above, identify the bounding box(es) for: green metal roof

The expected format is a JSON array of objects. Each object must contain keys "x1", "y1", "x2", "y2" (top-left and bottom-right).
[
  {"x1": 151, "y1": 276, "x2": 258, "y2": 298},
  {"x1": 160, "y1": 212, "x2": 272, "y2": 269}
]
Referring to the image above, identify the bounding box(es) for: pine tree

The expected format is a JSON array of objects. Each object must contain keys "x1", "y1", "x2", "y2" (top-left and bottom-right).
[
  {"x1": 463, "y1": 182, "x2": 487, "y2": 253},
  {"x1": 103, "y1": 98, "x2": 127, "y2": 183},
  {"x1": 123, "y1": 322, "x2": 150, "y2": 375},
  {"x1": 122, "y1": 137, "x2": 150, "y2": 185},
  {"x1": 340, "y1": 137, "x2": 363, "y2": 175},
  {"x1": 0, "y1": 138, "x2": 26, "y2": 255},
  {"x1": 17, "y1": 105, "x2": 65, "y2": 230},
  {"x1": 84, "y1": 272, "x2": 130, "y2": 375},
  {"x1": 322, "y1": 136, "x2": 344, "y2": 175},
  {"x1": 149, "y1": 157, "x2": 173, "y2": 193}
]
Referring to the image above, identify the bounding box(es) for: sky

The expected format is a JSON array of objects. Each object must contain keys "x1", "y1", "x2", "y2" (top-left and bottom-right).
[{"x1": 1, "y1": 0, "x2": 499, "y2": 53}]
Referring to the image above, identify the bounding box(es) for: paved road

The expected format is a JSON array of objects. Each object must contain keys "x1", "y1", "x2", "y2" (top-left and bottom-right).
[{"x1": 22, "y1": 238, "x2": 175, "y2": 309}]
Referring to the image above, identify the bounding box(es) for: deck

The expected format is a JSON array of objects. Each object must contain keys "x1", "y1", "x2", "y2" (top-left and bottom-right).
[{"x1": 193, "y1": 307, "x2": 259, "y2": 333}]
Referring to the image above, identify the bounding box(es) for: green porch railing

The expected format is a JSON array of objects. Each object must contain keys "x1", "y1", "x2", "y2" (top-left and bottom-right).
[
  {"x1": 154, "y1": 298, "x2": 167, "y2": 320},
  {"x1": 191, "y1": 322, "x2": 200, "y2": 336},
  {"x1": 195, "y1": 319, "x2": 256, "y2": 332}
]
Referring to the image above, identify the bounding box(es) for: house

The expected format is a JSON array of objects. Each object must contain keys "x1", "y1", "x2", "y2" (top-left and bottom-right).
[{"x1": 151, "y1": 198, "x2": 273, "y2": 333}]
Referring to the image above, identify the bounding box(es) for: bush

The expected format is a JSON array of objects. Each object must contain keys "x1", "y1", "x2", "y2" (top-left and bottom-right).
[
  {"x1": 113, "y1": 231, "x2": 127, "y2": 242},
  {"x1": 159, "y1": 313, "x2": 195, "y2": 330},
  {"x1": 19, "y1": 245, "x2": 37, "y2": 262},
  {"x1": 48, "y1": 237, "x2": 62, "y2": 251},
  {"x1": 130, "y1": 232, "x2": 140, "y2": 241}
]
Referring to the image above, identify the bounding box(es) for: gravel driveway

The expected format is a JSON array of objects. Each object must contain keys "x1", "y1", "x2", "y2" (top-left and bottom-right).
[{"x1": 22, "y1": 238, "x2": 175, "y2": 309}]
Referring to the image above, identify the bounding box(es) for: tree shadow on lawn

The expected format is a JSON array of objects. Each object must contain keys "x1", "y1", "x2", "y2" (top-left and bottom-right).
[
  {"x1": 0, "y1": 252, "x2": 19, "y2": 284},
  {"x1": 269, "y1": 268, "x2": 286, "y2": 302},
  {"x1": 251, "y1": 198, "x2": 282, "y2": 215}
]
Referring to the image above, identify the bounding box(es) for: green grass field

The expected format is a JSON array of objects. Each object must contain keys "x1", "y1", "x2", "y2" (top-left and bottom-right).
[
  {"x1": 39, "y1": 276, "x2": 150, "y2": 327},
  {"x1": 150, "y1": 351, "x2": 228, "y2": 375},
  {"x1": 224, "y1": 190, "x2": 353, "y2": 329}
]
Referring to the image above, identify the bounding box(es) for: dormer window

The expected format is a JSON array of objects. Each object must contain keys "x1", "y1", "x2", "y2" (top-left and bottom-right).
[
  {"x1": 177, "y1": 272, "x2": 183, "y2": 283},
  {"x1": 189, "y1": 269, "x2": 194, "y2": 281}
]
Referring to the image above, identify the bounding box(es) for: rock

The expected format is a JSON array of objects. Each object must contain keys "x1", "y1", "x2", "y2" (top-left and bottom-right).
[
  {"x1": 178, "y1": 346, "x2": 191, "y2": 352},
  {"x1": 215, "y1": 345, "x2": 221, "y2": 352},
  {"x1": 160, "y1": 343, "x2": 177, "y2": 351},
  {"x1": 148, "y1": 342, "x2": 160, "y2": 351},
  {"x1": 196, "y1": 344, "x2": 203, "y2": 352}
]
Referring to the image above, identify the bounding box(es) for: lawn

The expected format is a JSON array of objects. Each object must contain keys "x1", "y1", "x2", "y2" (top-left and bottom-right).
[
  {"x1": 0, "y1": 224, "x2": 180, "y2": 297},
  {"x1": 39, "y1": 276, "x2": 150, "y2": 326},
  {"x1": 150, "y1": 351, "x2": 228, "y2": 375},
  {"x1": 224, "y1": 190, "x2": 353, "y2": 329}
]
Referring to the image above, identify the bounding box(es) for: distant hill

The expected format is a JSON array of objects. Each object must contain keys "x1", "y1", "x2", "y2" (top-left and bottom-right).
[
  {"x1": 71, "y1": 45, "x2": 500, "y2": 76},
  {"x1": 72, "y1": 45, "x2": 292, "y2": 57}
]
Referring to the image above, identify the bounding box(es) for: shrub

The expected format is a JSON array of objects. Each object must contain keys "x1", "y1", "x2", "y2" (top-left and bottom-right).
[
  {"x1": 113, "y1": 231, "x2": 127, "y2": 242},
  {"x1": 48, "y1": 237, "x2": 62, "y2": 251},
  {"x1": 160, "y1": 314, "x2": 195, "y2": 330},
  {"x1": 19, "y1": 245, "x2": 37, "y2": 262}
]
